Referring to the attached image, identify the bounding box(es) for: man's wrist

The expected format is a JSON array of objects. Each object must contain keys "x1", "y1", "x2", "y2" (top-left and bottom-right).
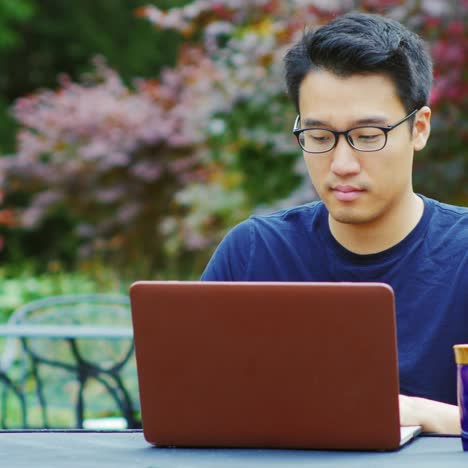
[{"x1": 412, "y1": 397, "x2": 460, "y2": 434}]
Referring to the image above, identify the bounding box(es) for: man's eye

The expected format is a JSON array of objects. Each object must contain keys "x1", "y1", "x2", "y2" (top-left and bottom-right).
[
  {"x1": 358, "y1": 134, "x2": 380, "y2": 141},
  {"x1": 306, "y1": 131, "x2": 332, "y2": 143},
  {"x1": 311, "y1": 136, "x2": 331, "y2": 142}
]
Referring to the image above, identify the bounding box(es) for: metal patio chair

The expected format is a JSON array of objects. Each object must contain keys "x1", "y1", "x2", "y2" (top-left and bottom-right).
[{"x1": 0, "y1": 294, "x2": 140, "y2": 429}]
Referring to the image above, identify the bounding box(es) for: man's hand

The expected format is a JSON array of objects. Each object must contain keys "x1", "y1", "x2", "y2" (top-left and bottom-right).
[{"x1": 399, "y1": 394, "x2": 461, "y2": 434}]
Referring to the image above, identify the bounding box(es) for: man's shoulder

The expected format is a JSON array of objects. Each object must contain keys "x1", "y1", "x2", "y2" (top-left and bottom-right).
[
  {"x1": 201, "y1": 201, "x2": 325, "y2": 281},
  {"x1": 222, "y1": 200, "x2": 325, "y2": 251},
  {"x1": 425, "y1": 196, "x2": 468, "y2": 218},
  {"x1": 220, "y1": 200, "x2": 323, "y2": 237},
  {"x1": 423, "y1": 196, "x2": 468, "y2": 249},
  {"x1": 424, "y1": 196, "x2": 468, "y2": 234},
  {"x1": 249, "y1": 200, "x2": 324, "y2": 226}
]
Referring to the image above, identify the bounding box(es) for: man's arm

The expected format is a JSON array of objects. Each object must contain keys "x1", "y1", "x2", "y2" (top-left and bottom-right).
[
  {"x1": 201, "y1": 219, "x2": 253, "y2": 281},
  {"x1": 399, "y1": 394, "x2": 461, "y2": 434}
]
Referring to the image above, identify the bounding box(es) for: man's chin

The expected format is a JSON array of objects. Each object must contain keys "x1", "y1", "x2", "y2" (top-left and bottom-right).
[
  {"x1": 329, "y1": 211, "x2": 373, "y2": 225},
  {"x1": 325, "y1": 200, "x2": 376, "y2": 225},
  {"x1": 320, "y1": 190, "x2": 375, "y2": 225}
]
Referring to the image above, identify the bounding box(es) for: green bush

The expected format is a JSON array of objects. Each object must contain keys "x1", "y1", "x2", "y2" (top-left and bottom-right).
[{"x1": 0, "y1": 264, "x2": 127, "y2": 321}]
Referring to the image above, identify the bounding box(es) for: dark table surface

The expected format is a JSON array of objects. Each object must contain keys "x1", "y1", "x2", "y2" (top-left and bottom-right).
[{"x1": 0, "y1": 430, "x2": 466, "y2": 468}]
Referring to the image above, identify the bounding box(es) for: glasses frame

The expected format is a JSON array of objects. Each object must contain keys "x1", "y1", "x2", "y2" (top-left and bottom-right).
[{"x1": 292, "y1": 108, "x2": 419, "y2": 154}]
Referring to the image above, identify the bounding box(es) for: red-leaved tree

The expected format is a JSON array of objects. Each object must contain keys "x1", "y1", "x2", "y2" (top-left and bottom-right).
[{"x1": 1, "y1": 0, "x2": 466, "y2": 275}]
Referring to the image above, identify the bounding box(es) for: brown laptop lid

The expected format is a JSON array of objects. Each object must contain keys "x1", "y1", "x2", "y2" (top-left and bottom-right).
[{"x1": 130, "y1": 281, "x2": 401, "y2": 450}]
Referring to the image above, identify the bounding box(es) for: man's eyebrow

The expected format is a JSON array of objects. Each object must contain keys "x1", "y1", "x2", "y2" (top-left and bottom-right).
[
  {"x1": 353, "y1": 116, "x2": 388, "y2": 126},
  {"x1": 301, "y1": 118, "x2": 329, "y2": 127},
  {"x1": 301, "y1": 116, "x2": 388, "y2": 128}
]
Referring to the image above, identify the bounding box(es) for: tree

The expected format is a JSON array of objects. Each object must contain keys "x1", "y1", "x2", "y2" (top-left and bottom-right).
[
  {"x1": 0, "y1": 0, "x2": 188, "y2": 153},
  {"x1": 138, "y1": 0, "x2": 467, "y2": 205},
  {"x1": 1, "y1": 0, "x2": 466, "y2": 276}
]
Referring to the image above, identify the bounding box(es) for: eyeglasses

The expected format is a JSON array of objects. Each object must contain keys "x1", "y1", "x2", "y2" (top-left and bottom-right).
[{"x1": 292, "y1": 108, "x2": 419, "y2": 154}]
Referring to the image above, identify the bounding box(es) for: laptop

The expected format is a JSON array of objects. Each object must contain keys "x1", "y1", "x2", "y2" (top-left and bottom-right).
[{"x1": 130, "y1": 281, "x2": 421, "y2": 450}]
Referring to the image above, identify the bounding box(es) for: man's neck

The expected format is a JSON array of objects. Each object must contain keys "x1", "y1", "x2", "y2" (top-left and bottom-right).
[{"x1": 328, "y1": 193, "x2": 424, "y2": 255}]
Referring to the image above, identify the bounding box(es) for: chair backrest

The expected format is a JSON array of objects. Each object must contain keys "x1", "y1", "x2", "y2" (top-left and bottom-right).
[
  {"x1": 1, "y1": 294, "x2": 131, "y2": 370},
  {"x1": 6, "y1": 293, "x2": 130, "y2": 324}
]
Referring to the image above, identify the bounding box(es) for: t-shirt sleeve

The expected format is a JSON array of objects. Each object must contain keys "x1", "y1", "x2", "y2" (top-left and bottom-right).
[{"x1": 200, "y1": 219, "x2": 253, "y2": 281}]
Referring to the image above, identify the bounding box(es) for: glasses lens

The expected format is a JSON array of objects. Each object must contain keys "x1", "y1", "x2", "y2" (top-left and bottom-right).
[
  {"x1": 348, "y1": 127, "x2": 386, "y2": 151},
  {"x1": 299, "y1": 129, "x2": 336, "y2": 153}
]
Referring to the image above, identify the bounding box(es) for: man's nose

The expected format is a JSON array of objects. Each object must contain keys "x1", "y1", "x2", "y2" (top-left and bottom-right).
[{"x1": 330, "y1": 135, "x2": 361, "y2": 177}]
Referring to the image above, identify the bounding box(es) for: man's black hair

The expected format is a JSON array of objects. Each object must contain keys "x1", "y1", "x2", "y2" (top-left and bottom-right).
[{"x1": 284, "y1": 12, "x2": 433, "y2": 115}]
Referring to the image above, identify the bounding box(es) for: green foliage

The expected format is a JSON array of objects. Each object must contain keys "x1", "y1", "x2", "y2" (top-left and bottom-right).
[
  {"x1": 0, "y1": 0, "x2": 35, "y2": 50},
  {"x1": 0, "y1": 0, "x2": 35, "y2": 151},
  {"x1": 3, "y1": 207, "x2": 81, "y2": 269},
  {"x1": 0, "y1": 264, "x2": 127, "y2": 321},
  {"x1": 208, "y1": 99, "x2": 302, "y2": 206}
]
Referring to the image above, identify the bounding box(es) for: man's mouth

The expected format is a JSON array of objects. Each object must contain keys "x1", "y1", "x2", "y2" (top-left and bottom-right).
[{"x1": 331, "y1": 185, "x2": 365, "y2": 202}]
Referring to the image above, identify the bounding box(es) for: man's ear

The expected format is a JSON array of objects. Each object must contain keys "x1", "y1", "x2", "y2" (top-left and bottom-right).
[{"x1": 412, "y1": 106, "x2": 431, "y2": 152}]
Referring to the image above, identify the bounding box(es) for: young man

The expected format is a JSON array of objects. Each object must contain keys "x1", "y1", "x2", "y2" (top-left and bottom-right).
[{"x1": 201, "y1": 13, "x2": 467, "y2": 434}]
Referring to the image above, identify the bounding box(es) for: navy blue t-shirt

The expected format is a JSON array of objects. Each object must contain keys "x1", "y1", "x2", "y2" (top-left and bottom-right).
[{"x1": 201, "y1": 195, "x2": 468, "y2": 405}]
